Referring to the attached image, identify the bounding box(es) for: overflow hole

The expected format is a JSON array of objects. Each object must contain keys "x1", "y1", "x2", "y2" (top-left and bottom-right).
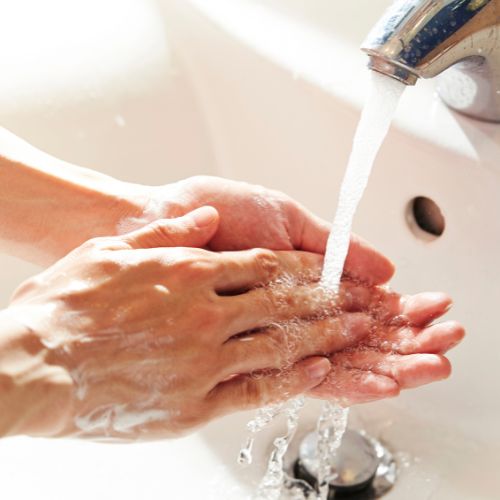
[{"x1": 408, "y1": 197, "x2": 445, "y2": 239}]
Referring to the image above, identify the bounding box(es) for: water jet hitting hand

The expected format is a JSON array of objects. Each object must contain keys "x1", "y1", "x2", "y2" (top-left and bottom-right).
[
  {"x1": 251, "y1": 72, "x2": 465, "y2": 500},
  {"x1": 309, "y1": 284, "x2": 463, "y2": 404},
  {"x1": 0, "y1": 207, "x2": 398, "y2": 440},
  {"x1": 0, "y1": 125, "x2": 415, "y2": 442}
]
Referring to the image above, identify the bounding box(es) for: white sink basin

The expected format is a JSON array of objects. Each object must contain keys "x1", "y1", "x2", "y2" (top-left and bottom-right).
[{"x1": 1, "y1": 1, "x2": 499, "y2": 499}]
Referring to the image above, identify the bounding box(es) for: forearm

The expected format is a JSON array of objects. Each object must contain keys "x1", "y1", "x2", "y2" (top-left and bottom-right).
[
  {"x1": 0, "y1": 307, "x2": 72, "y2": 438},
  {"x1": 0, "y1": 128, "x2": 145, "y2": 265}
]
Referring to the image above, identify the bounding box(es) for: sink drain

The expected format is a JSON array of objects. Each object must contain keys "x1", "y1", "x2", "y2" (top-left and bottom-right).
[
  {"x1": 293, "y1": 429, "x2": 397, "y2": 498},
  {"x1": 408, "y1": 196, "x2": 445, "y2": 239}
]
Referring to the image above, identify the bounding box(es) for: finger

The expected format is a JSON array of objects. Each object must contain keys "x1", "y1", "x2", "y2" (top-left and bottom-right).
[
  {"x1": 341, "y1": 285, "x2": 452, "y2": 327},
  {"x1": 223, "y1": 283, "x2": 335, "y2": 335},
  {"x1": 360, "y1": 320, "x2": 464, "y2": 355},
  {"x1": 208, "y1": 357, "x2": 332, "y2": 414},
  {"x1": 401, "y1": 292, "x2": 452, "y2": 326},
  {"x1": 396, "y1": 321, "x2": 465, "y2": 355},
  {"x1": 308, "y1": 366, "x2": 400, "y2": 405},
  {"x1": 120, "y1": 206, "x2": 219, "y2": 249},
  {"x1": 291, "y1": 203, "x2": 331, "y2": 254},
  {"x1": 338, "y1": 283, "x2": 401, "y2": 318},
  {"x1": 221, "y1": 313, "x2": 371, "y2": 376},
  {"x1": 288, "y1": 202, "x2": 394, "y2": 285},
  {"x1": 213, "y1": 249, "x2": 323, "y2": 294},
  {"x1": 331, "y1": 350, "x2": 452, "y2": 389},
  {"x1": 343, "y1": 234, "x2": 395, "y2": 286}
]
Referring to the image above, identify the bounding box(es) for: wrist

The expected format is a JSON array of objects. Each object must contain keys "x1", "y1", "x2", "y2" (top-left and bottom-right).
[
  {"x1": 0, "y1": 307, "x2": 73, "y2": 438},
  {"x1": 115, "y1": 181, "x2": 191, "y2": 235},
  {"x1": 0, "y1": 128, "x2": 146, "y2": 263}
]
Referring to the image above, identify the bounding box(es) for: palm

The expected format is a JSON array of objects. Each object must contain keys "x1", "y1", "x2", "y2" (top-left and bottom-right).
[{"x1": 309, "y1": 284, "x2": 464, "y2": 405}]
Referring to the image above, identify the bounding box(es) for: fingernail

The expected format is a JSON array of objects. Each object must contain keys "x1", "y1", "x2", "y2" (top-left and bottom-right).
[
  {"x1": 306, "y1": 358, "x2": 331, "y2": 380},
  {"x1": 190, "y1": 206, "x2": 218, "y2": 227}
]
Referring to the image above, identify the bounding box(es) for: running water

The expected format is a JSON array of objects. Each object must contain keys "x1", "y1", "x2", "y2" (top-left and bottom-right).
[
  {"x1": 320, "y1": 72, "x2": 405, "y2": 291},
  {"x1": 314, "y1": 71, "x2": 405, "y2": 500},
  {"x1": 239, "y1": 71, "x2": 406, "y2": 500}
]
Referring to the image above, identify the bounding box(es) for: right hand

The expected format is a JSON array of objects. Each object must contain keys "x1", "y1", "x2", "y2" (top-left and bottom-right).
[{"x1": 6, "y1": 207, "x2": 374, "y2": 440}]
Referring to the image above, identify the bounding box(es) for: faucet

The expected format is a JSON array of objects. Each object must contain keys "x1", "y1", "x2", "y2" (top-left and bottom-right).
[{"x1": 361, "y1": 0, "x2": 500, "y2": 122}]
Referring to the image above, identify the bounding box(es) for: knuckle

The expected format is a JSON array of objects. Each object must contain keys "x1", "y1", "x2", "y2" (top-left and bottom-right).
[
  {"x1": 251, "y1": 248, "x2": 280, "y2": 281},
  {"x1": 174, "y1": 250, "x2": 217, "y2": 279},
  {"x1": 93, "y1": 252, "x2": 125, "y2": 276},
  {"x1": 83, "y1": 236, "x2": 118, "y2": 252},
  {"x1": 149, "y1": 220, "x2": 177, "y2": 245}
]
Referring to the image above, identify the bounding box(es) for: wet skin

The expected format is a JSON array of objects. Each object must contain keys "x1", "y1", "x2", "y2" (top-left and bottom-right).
[{"x1": 1, "y1": 208, "x2": 464, "y2": 440}]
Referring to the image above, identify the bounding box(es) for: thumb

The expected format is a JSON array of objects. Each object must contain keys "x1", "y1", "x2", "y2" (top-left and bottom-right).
[
  {"x1": 121, "y1": 206, "x2": 219, "y2": 249},
  {"x1": 295, "y1": 203, "x2": 395, "y2": 285}
]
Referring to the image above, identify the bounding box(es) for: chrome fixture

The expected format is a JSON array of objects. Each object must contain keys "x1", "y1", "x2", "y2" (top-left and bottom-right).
[
  {"x1": 293, "y1": 429, "x2": 397, "y2": 498},
  {"x1": 362, "y1": 0, "x2": 500, "y2": 122}
]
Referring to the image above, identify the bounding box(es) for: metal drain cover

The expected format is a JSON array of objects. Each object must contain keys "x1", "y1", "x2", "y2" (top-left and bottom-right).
[{"x1": 294, "y1": 429, "x2": 397, "y2": 498}]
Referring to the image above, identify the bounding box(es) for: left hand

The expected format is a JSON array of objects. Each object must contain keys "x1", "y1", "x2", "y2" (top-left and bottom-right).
[
  {"x1": 121, "y1": 175, "x2": 395, "y2": 286},
  {"x1": 308, "y1": 283, "x2": 465, "y2": 405}
]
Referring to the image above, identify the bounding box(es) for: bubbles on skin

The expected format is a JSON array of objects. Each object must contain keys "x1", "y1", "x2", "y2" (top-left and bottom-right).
[
  {"x1": 70, "y1": 368, "x2": 88, "y2": 401},
  {"x1": 111, "y1": 407, "x2": 171, "y2": 435},
  {"x1": 74, "y1": 403, "x2": 173, "y2": 438},
  {"x1": 238, "y1": 278, "x2": 345, "y2": 497},
  {"x1": 63, "y1": 349, "x2": 183, "y2": 440},
  {"x1": 16, "y1": 298, "x2": 182, "y2": 439},
  {"x1": 239, "y1": 276, "x2": 418, "y2": 498},
  {"x1": 265, "y1": 273, "x2": 341, "y2": 321}
]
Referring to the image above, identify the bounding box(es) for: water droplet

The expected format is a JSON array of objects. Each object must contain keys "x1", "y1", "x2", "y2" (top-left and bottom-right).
[{"x1": 237, "y1": 439, "x2": 254, "y2": 466}]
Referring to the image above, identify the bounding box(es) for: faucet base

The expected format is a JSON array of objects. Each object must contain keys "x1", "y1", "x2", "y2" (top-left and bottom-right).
[{"x1": 437, "y1": 57, "x2": 500, "y2": 123}]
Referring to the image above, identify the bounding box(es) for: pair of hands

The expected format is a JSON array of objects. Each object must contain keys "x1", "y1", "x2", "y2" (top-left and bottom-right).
[{"x1": 4, "y1": 177, "x2": 464, "y2": 440}]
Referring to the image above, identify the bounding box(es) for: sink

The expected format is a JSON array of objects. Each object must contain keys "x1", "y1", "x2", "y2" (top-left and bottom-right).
[{"x1": 0, "y1": 1, "x2": 499, "y2": 499}]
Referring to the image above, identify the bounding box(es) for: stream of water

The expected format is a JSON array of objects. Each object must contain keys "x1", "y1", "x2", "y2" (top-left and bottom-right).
[{"x1": 240, "y1": 71, "x2": 406, "y2": 500}]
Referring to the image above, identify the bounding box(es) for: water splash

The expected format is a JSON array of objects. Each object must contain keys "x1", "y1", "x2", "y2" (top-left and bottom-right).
[
  {"x1": 255, "y1": 397, "x2": 305, "y2": 500},
  {"x1": 314, "y1": 402, "x2": 349, "y2": 499},
  {"x1": 239, "y1": 72, "x2": 405, "y2": 499},
  {"x1": 238, "y1": 402, "x2": 286, "y2": 467},
  {"x1": 314, "y1": 71, "x2": 405, "y2": 500},
  {"x1": 321, "y1": 72, "x2": 406, "y2": 291}
]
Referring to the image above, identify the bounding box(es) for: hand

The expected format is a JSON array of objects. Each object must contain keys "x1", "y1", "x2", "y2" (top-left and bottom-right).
[
  {"x1": 0, "y1": 128, "x2": 394, "y2": 283},
  {"x1": 0, "y1": 129, "x2": 394, "y2": 286},
  {"x1": 121, "y1": 176, "x2": 395, "y2": 286},
  {"x1": 4, "y1": 207, "x2": 380, "y2": 440},
  {"x1": 308, "y1": 283, "x2": 465, "y2": 405}
]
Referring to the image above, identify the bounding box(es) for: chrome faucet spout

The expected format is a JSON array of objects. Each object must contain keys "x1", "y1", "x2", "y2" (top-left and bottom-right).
[{"x1": 361, "y1": 0, "x2": 500, "y2": 122}]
